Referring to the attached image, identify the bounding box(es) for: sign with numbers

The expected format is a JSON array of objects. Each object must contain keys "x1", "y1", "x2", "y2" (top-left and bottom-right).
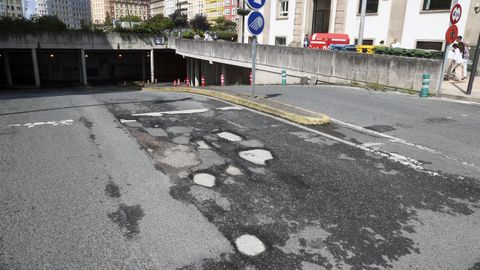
[{"x1": 450, "y1": 3, "x2": 462, "y2": 24}]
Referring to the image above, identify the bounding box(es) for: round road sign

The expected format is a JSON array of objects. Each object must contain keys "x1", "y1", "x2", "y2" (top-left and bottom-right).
[
  {"x1": 450, "y1": 3, "x2": 462, "y2": 24},
  {"x1": 246, "y1": 0, "x2": 266, "y2": 10},
  {"x1": 445, "y1": 24, "x2": 458, "y2": 44},
  {"x1": 247, "y1": 11, "x2": 265, "y2": 36}
]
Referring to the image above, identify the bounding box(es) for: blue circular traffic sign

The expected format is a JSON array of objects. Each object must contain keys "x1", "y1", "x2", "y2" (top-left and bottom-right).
[
  {"x1": 247, "y1": 11, "x2": 265, "y2": 36},
  {"x1": 246, "y1": 0, "x2": 266, "y2": 10}
]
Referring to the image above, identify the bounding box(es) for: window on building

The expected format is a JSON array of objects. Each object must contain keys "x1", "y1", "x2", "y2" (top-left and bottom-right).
[
  {"x1": 224, "y1": 9, "x2": 230, "y2": 15},
  {"x1": 275, "y1": 36, "x2": 287, "y2": 46},
  {"x1": 224, "y1": 0, "x2": 229, "y2": 5},
  {"x1": 277, "y1": 0, "x2": 288, "y2": 18},
  {"x1": 416, "y1": 41, "x2": 443, "y2": 51},
  {"x1": 232, "y1": 8, "x2": 236, "y2": 14},
  {"x1": 357, "y1": 0, "x2": 378, "y2": 14},
  {"x1": 354, "y1": 39, "x2": 374, "y2": 45},
  {"x1": 422, "y1": 0, "x2": 451, "y2": 11}
]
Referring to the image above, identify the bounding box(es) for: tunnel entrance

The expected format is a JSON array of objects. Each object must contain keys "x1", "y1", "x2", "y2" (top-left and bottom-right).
[{"x1": 37, "y1": 49, "x2": 82, "y2": 88}]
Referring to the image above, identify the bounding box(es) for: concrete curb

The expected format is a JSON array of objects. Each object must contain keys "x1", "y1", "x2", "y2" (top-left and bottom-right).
[
  {"x1": 437, "y1": 93, "x2": 480, "y2": 104},
  {"x1": 142, "y1": 87, "x2": 330, "y2": 125}
]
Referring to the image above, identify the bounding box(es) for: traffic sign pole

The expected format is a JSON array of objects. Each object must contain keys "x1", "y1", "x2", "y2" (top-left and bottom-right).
[
  {"x1": 251, "y1": 36, "x2": 257, "y2": 99},
  {"x1": 437, "y1": 0, "x2": 459, "y2": 95},
  {"x1": 247, "y1": 10, "x2": 264, "y2": 99}
]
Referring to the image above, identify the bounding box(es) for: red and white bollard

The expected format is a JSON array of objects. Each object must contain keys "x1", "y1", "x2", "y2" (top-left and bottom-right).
[
  {"x1": 220, "y1": 74, "x2": 225, "y2": 87},
  {"x1": 249, "y1": 72, "x2": 252, "y2": 85},
  {"x1": 201, "y1": 75, "x2": 206, "y2": 87},
  {"x1": 173, "y1": 80, "x2": 177, "y2": 87},
  {"x1": 186, "y1": 77, "x2": 190, "y2": 87},
  {"x1": 177, "y1": 79, "x2": 181, "y2": 86}
]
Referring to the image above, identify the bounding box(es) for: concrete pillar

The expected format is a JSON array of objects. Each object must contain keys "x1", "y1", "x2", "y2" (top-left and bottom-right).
[
  {"x1": 186, "y1": 58, "x2": 191, "y2": 82},
  {"x1": 141, "y1": 51, "x2": 146, "y2": 82},
  {"x1": 31, "y1": 48, "x2": 40, "y2": 88},
  {"x1": 222, "y1": 64, "x2": 227, "y2": 85},
  {"x1": 194, "y1": 59, "x2": 200, "y2": 87},
  {"x1": 150, "y1": 49, "x2": 155, "y2": 83},
  {"x1": 80, "y1": 49, "x2": 88, "y2": 86},
  {"x1": 3, "y1": 50, "x2": 13, "y2": 87},
  {"x1": 190, "y1": 58, "x2": 195, "y2": 86}
]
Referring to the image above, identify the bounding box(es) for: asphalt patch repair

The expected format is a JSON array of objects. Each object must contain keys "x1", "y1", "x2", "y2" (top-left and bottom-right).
[{"x1": 107, "y1": 94, "x2": 480, "y2": 269}]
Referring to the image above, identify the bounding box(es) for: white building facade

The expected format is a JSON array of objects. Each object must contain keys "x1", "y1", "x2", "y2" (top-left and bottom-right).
[
  {"x1": 0, "y1": 0, "x2": 24, "y2": 18},
  {"x1": 242, "y1": 0, "x2": 479, "y2": 49},
  {"x1": 163, "y1": 0, "x2": 175, "y2": 15},
  {"x1": 35, "y1": 0, "x2": 91, "y2": 28}
]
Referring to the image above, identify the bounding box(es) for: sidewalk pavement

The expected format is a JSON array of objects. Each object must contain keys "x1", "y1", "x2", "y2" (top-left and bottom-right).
[{"x1": 440, "y1": 76, "x2": 480, "y2": 101}]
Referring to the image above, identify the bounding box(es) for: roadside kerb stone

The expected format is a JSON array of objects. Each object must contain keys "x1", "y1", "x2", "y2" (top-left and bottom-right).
[{"x1": 142, "y1": 87, "x2": 330, "y2": 125}]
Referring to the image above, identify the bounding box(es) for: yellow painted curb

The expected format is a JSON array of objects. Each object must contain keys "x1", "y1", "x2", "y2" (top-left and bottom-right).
[{"x1": 143, "y1": 87, "x2": 330, "y2": 125}]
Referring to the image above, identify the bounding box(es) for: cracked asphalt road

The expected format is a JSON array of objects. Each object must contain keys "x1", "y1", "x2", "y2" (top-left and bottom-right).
[{"x1": 1, "y1": 88, "x2": 479, "y2": 269}]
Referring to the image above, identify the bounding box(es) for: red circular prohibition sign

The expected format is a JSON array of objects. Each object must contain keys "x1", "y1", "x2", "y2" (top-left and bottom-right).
[
  {"x1": 445, "y1": 25, "x2": 458, "y2": 44},
  {"x1": 450, "y1": 3, "x2": 462, "y2": 24}
]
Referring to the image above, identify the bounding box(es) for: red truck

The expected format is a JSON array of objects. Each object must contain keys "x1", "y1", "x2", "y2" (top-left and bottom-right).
[{"x1": 308, "y1": 33, "x2": 350, "y2": 50}]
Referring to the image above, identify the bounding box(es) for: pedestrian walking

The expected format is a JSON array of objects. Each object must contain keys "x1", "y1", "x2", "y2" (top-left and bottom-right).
[
  {"x1": 456, "y1": 36, "x2": 470, "y2": 80},
  {"x1": 447, "y1": 43, "x2": 465, "y2": 81},
  {"x1": 303, "y1": 35, "x2": 310, "y2": 48},
  {"x1": 390, "y1": 38, "x2": 402, "y2": 48}
]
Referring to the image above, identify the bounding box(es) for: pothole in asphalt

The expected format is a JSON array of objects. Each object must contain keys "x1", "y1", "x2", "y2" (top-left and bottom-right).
[
  {"x1": 193, "y1": 173, "x2": 216, "y2": 188},
  {"x1": 239, "y1": 149, "x2": 273, "y2": 165},
  {"x1": 195, "y1": 140, "x2": 211, "y2": 149},
  {"x1": 120, "y1": 119, "x2": 142, "y2": 127},
  {"x1": 145, "y1": 127, "x2": 168, "y2": 137},
  {"x1": 235, "y1": 234, "x2": 266, "y2": 256},
  {"x1": 217, "y1": 131, "x2": 242, "y2": 142},
  {"x1": 226, "y1": 165, "x2": 243, "y2": 176},
  {"x1": 120, "y1": 119, "x2": 136, "y2": 124},
  {"x1": 172, "y1": 136, "x2": 190, "y2": 145},
  {"x1": 166, "y1": 126, "x2": 194, "y2": 135}
]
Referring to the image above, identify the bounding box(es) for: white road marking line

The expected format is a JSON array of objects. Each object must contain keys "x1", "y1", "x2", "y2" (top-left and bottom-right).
[
  {"x1": 217, "y1": 106, "x2": 243, "y2": 111},
  {"x1": 132, "y1": 108, "x2": 209, "y2": 117},
  {"x1": 217, "y1": 131, "x2": 242, "y2": 142},
  {"x1": 430, "y1": 97, "x2": 480, "y2": 106},
  {"x1": 216, "y1": 101, "x2": 443, "y2": 176},
  {"x1": 331, "y1": 118, "x2": 480, "y2": 170},
  {"x1": 8, "y1": 120, "x2": 74, "y2": 128}
]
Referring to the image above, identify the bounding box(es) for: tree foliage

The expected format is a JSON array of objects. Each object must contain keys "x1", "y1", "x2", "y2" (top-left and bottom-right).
[
  {"x1": 189, "y1": 14, "x2": 210, "y2": 31},
  {"x1": 211, "y1": 16, "x2": 236, "y2": 32},
  {"x1": 0, "y1": 15, "x2": 66, "y2": 32},
  {"x1": 144, "y1": 14, "x2": 174, "y2": 33},
  {"x1": 169, "y1": 10, "x2": 188, "y2": 29},
  {"x1": 120, "y1": 15, "x2": 142, "y2": 22}
]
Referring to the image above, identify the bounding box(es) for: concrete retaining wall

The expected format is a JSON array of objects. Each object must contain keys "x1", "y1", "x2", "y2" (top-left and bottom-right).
[
  {"x1": 175, "y1": 39, "x2": 443, "y2": 92},
  {"x1": 0, "y1": 32, "x2": 167, "y2": 50}
]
